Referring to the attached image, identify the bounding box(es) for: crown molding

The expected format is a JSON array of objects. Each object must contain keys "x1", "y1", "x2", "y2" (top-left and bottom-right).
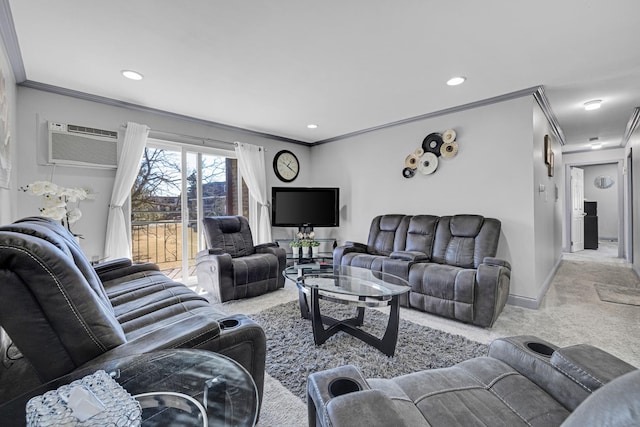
[
  {"x1": 622, "y1": 107, "x2": 640, "y2": 147},
  {"x1": 315, "y1": 86, "x2": 546, "y2": 145},
  {"x1": 533, "y1": 86, "x2": 566, "y2": 146},
  {"x1": 0, "y1": 0, "x2": 26, "y2": 82},
  {"x1": 19, "y1": 80, "x2": 309, "y2": 146}
]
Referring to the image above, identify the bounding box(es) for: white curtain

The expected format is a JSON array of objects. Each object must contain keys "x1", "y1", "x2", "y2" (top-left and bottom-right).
[
  {"x1": 104, "y1": 122, "x2": 149, "y2": 260},
  {"x1": 234, "y1": 142, "x2": 272, "y2": 244}
]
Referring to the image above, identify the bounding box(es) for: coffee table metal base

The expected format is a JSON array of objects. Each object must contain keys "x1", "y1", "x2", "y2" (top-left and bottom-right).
[{"x1": 298, "y1": 286, "x2": 401, "y2": 357}]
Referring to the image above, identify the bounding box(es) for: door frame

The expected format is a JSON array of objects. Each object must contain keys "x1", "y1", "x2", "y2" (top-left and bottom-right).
[{"x1": 563, "y1": 159, "x2": 625, "y2": 258}]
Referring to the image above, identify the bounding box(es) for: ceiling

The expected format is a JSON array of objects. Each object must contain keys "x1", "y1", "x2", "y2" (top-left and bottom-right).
[{"x1": 5, "y1": 1, "x2": 640, "y2": 151}]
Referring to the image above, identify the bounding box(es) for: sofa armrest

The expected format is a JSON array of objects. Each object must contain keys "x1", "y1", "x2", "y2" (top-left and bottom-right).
[
  {"x1": 307, "y1": 365, "x2": 371, "y2": 427},
  {"x1": 550, "y1": 344, "x2": 636, "y2": 393},
  {"x1": 473, "y1": 260, "x2": 511, "y2": 327},
  {"x1": 483, "y1": 256, "x2": 511, "y2": 270},
  {"x1": 255, "y1": 242, "x2": 277, "y2": 251},
  {"x1": 195, "y1": 249, "x2": 234, "y2": 302},
  {"x1": 326, "y1": 390, "x2": 413, "y2": 427},
  {"x1": 333, "y1": 242, "x2": 367, "y2": 266},
  {"x1": 255, "y1": 243, "x2": 287, "y2": 287},
  {"x1": 488, "y1": 336, "x2": 629, "y2": 411},
  {"x1": 95, "y1": 258, "x2": 160, "y2": 283},
  {"x1": 389, "y1": 251, "x2": 429, "y2": 262},
  {"x1": 93, "y1": 258, "x2": 132, "y2": 272}
]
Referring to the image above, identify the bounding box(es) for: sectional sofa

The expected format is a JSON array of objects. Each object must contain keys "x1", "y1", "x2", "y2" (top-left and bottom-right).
[
  {"x1": 307, "y1": 335, "x2": 639, "y2": 426},
  {"x1": 0, "y1": 216, "x2": 266, "y2": 403},
  {"x1": 334, "y1": 214, "x2": 511, "y2": 327}
]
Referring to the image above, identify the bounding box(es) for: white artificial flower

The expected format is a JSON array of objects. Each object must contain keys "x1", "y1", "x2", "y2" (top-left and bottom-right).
[
  {"x1": 40, "y1": 206, "x2": 66, "y2": 221},
  {"x1": 63, "y1": 187, "x2": 92, "y2": 202},
  {"x1": 42, "y1": 194, "x2": 66, "y2": 208},
  {"x1": 309, "y1": 231, "x2": 315, "y2": 239},
  {"x1": 27, "y1": 181, "x2": 55, "y2": 196},
  {"x1": 67, "y1": 207, "x2": 82, "y2": 224},
  {"x1": 297, "y1": 232, "x2": 304, "y2": 239}
]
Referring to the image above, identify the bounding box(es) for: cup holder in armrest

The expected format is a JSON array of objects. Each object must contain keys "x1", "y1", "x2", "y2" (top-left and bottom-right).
[
  {"x1": 526, "y1": 342, "x2": 555, "y2": 357},
  {"x1": 219, "y1": 319, "x2": 240, "y2": 330},
  {"x1": 328, "y1": 377, "x2": 362, "y2": 398}
]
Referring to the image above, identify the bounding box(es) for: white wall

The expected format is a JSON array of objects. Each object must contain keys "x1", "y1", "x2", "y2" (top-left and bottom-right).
[
  {"x1": 532, "y1": 102, "x2": 563, "y2": 301},
  {"x1": 15, "y1": 87, "x2": 310, "y2": 260},
  {"x1": 14, "y1": 88, "x2": 565, "y2": 305},
  {"x1": 0, "y1": 31, "x2": 17, "y2": 225},
  {"x1": 311, "y1": 96, "x2": 555, "y2": 303},
  {"x1": 583, "y1": 163, "x2": 618, "y2": 240}
]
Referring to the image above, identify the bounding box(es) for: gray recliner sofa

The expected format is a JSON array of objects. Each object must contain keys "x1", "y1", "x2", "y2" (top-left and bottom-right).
[
  {"x1": 0, "y1": 216, "x2": 266, "y2": 404},
  {"x1": 334, "y1": 214, "x2": 511, "y2": 327},
  {"x1": 307, "y1": 335, "x2": 639, "y2": 427}
]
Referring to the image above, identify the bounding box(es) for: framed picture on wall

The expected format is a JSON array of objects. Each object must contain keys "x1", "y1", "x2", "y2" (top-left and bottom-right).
[{"x1": 548, "y1": 150, "x2": 554, "y2": 177}]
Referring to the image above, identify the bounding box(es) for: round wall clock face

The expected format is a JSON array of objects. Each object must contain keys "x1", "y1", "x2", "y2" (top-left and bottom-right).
[{"x1": 273, "y1": 150, "x2": 299, "y2": 182}]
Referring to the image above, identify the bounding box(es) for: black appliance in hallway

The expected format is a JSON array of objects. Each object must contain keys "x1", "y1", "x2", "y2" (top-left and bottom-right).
[{"x1": 584, "y1": 201, "x2": 598, "y2": 249}]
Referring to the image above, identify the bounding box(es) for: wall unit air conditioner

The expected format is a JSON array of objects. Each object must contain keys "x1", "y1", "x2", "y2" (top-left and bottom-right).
[{"x1": 48, "y1": 122, "x2": 119, "y2": 169}]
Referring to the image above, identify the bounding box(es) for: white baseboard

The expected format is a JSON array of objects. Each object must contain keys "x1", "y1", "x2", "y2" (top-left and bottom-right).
[{"x1": 507, "y1": 257, "x2": 563, "y2": 310}]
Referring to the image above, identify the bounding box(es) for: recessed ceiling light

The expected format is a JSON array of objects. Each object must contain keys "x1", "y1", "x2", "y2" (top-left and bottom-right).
[
  {"x1": 121, "y1": 70, "x2": 144, "y2": 81},
  {"x1": 446, "y1": 76, "x2": 466, "y2": 86},
  {"x1": 584, "y1": 100, "x2": 602, "y2": 111},
  {"x1": 307, "y1": 124, "x2": 318, "y2": 129},
  {"x1": 591, "y1": 144, "x2": 603, "y2": 150}
]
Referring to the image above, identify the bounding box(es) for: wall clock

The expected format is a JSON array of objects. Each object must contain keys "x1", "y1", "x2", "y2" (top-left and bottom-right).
[{"x1": 273, "y1": 150, "x2": 299, "y2": 182}]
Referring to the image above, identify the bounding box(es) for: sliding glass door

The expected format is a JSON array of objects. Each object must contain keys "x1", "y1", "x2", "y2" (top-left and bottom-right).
[{"x1": 131, "y1": 141, "x2": 246, "y2": 282}]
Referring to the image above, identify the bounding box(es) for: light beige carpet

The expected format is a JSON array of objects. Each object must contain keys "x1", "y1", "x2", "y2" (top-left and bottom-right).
[{"x1": 595, "y1": 282, "x2": 640, "y2": 306}]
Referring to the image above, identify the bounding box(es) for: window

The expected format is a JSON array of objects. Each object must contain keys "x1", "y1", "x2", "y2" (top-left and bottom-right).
[{"x1": 131, "y1": 140, "x2": 248, "y2": 281}]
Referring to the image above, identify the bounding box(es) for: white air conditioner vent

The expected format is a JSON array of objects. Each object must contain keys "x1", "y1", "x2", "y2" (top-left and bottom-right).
[
  {"x1": 48, "y1": 122, "x2": 118, "y2": 169},
  {"x1": 66, "y1": 124, "x2": 118, "y2": 139}
]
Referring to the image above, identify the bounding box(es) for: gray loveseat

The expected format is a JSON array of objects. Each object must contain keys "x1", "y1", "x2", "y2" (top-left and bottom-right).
[
  {"x1": 334, "y1": 214, "x2": 511, "y2": 327},
  {"x1": 0, "y1": 217, "x2": 266, "y2": 404},
  {"x1": 307, "y1": 335, "x2": 639, "y2": 426}
]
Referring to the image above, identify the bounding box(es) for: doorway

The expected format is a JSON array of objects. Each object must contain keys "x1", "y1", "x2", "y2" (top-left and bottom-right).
[{"x1": 565, "y1": 160, "x2": 626, "y2": 262}]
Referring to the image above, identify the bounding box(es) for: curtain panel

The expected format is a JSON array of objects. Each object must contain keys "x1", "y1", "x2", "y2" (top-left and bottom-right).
[
  {"x1": 234, "y1": 142, "x2": 272, "y2": 244},
  {"x1": 104, "y1": 122, "x2": 149, "y2": 260}
]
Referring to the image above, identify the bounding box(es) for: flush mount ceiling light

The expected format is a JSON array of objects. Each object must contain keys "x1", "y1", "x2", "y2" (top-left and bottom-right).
[
  {"x1": 121, "y1": 70, "x2": 144, "y2": 81},
  {"x1": 591, "y1": 144, "x2": 603, "y2": 149},
  {"x1": 446, "y1": 76, "x2": 466, "y2": 86},
  {"x1": 307, "y1": 124, "x2": 318, "y2": 129},
  {"x1": 584, "y1": 100, "x2": 602, "y2": 111}
]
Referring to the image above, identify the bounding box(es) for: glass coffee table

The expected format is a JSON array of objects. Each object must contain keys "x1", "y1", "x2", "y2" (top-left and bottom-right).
[
  {"x1": 284, "y1": 264, "x2": 410, "y2": 356},
  {"x1": 0, "y1": 349, "x2": 258, "y2": 426}
]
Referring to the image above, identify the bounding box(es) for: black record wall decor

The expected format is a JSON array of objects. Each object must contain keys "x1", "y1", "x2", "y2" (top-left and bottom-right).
[{"x1": 402, "y1": 129, "x2": 459, "y2": 178}]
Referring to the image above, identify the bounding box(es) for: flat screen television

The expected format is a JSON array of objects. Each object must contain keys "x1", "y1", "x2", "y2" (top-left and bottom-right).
[{"x1": 271, "y1": 187, "x2": 340, "y2": 228}]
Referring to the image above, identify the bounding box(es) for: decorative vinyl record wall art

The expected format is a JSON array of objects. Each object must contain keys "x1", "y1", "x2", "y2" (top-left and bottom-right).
[{"x1": 402, "y1": 129, "x2": 459, "y2": 179}]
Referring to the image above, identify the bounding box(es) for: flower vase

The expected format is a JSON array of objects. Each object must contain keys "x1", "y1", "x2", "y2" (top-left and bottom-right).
[{"x1": 302, "y1": 246, "x2": 310, "y2": 258}]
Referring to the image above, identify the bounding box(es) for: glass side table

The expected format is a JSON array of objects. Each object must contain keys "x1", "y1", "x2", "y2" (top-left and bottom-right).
[{"x1": 0, "y1": 349, "x2": 259, "y2": 427}]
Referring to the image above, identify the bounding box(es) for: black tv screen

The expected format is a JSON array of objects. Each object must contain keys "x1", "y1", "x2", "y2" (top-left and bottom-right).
[{"x1": 272, "y1": 187, "x2": 340, "y2": 227}]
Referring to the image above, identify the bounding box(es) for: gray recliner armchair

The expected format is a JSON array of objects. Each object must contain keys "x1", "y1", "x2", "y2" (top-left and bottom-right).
[{"x1": 196, "y1": 216, "x2": 286, "y2": 303}]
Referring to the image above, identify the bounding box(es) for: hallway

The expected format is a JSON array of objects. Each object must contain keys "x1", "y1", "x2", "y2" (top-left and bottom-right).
[{"x1": 562, "y1": 240, "x2": 628, "y2": 265}]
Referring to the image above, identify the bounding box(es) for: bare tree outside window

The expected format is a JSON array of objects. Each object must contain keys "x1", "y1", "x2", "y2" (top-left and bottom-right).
[{"x1": 131, "y1": 147, "x2": 240, "y2": 274}]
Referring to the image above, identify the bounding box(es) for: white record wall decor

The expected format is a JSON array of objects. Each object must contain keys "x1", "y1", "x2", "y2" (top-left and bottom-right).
[{"x1": 402, "y1": 128, "x2": 459, "y2": 179}]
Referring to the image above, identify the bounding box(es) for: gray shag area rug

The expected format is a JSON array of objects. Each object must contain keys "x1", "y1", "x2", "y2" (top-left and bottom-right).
[
  {"x1": 251, "y1": 300, "x2": 487, "y2": 401},
  {"x1": 595, "y1": 282, "x2": 640, "y2": 306}
]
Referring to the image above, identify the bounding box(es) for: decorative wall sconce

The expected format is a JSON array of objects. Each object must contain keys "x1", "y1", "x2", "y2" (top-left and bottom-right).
[
  {"x1": 403, "y1": 129, "x2": 459, "y2": 179},
  {"x1": 544, "y1": 135, "x2": 554, "y2": 177}
]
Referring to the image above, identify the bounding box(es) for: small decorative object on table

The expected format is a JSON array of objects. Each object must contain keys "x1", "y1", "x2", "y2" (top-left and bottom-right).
[
  {"x1": 292, "y1": 231, "x2": 321, "y2": 259},
  {"x1": 26, "y1": 370, "x2": 141, "y2": 426}
]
